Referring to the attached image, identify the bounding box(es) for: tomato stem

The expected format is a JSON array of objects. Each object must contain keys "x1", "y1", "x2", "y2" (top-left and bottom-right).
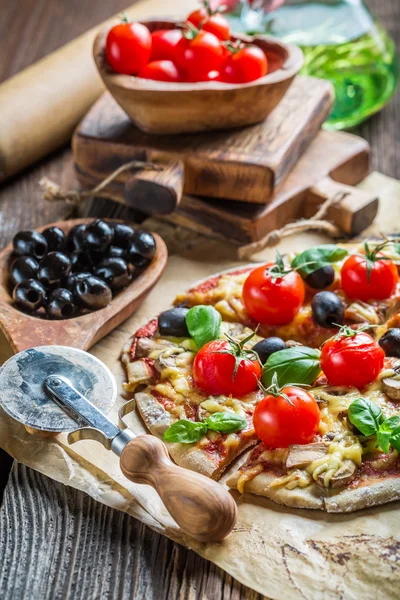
[
  {"x1": 258, "y1": 373, "x2": 309, "y2": 406},
  {"x1": 332, "y1": 323, "x2": 376, "y2": 341},
  {"x1": 212, "y1": 329, "x2": 261, "y2": 379},
  {"x1": 120, "y1": 11, "x2": 130, "y2": 24}
]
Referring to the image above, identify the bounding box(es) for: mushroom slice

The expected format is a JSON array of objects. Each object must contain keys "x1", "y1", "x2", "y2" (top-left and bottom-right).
[
  {"x1": 324, "y1": 459, "x2": 357, "y2": 489},
  {"x1": 382, "y1": 377, "x2": 400, "y2": 401},
  {"x1": 286, "y1": 443, "x2": 328, "y2": 469}
]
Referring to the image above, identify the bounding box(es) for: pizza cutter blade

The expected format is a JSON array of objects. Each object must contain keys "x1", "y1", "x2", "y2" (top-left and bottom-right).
[{"x1": 0, "y1": 346, "x2": 236, "y2": 543}]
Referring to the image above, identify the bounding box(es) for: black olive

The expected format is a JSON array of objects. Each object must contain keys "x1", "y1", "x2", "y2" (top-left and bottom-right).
[
  {"x1": 107, "y1": 245, "x2": 126, "y2": 260},
  {"x1": 13, "y1": 279, "x2": 47, "y2": 312},
  {"x1": 9, "y1": 256, "x2": 39, "y2": 287},
  {"x1": 42, "y1": 226, "x2": 67, "y2": 252},
  {"x1": 93, "y1": 257, "x2": 132, "y2": 292},
  {"x1": 46, "y1": 288, "x2": 76, "y2": 320},
  {"x1": 305, "y1": 265, "x2": 335, "y2": 290},
  {"x1": 311, "y1": 291, "x2": 345, "y2": 328},
  {"x1": 158, "y1": 307, "x2": 189, "y2": 337},
  {"x1": 65, "y1": 271, "x2": 91, "y2": 290},
  {"x1": 13, "y1": 230, "x2": 48, "y2": 259},
  {"x1": 70, "y1": 250, "x2": 94, "y2": 273},
  {"x1": 252, "y1": 337, "x2": 286, "y2": 364},
  {"x1": 379, "y1": 328, "x2": 400, "y2": 357},
  {"x1": 127, "y1": 231, "x2": 156, "y2": 268},
  {"x1": 37, "y1": 252, "x2": 71, "y2": 287},
  {"x1": 82, "y1": 219, "x2": 113, "y2": 253},
  {"x1": 112, "y1": 224, "x2": 135, "y2": 249},
  {"x1": 74, "y1": 275, "x2": 112, "y2": 310},
  {"x1": 67, "y1": 224, "x2": 86, "y2": 252}
]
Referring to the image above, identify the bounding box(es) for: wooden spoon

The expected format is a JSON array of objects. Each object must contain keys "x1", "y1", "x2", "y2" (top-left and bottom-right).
[{"x1": 0, "y1": 218, "x2": 167, "y2": 353}]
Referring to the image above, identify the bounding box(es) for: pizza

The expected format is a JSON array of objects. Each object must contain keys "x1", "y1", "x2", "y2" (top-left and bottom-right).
[{"x1": 121, "y1": 240, "x2": 400, "y2": 512}]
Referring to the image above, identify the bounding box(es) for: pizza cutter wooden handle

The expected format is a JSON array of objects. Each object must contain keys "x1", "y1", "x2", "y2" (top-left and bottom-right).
[
  {"x1": 124, "y1": 160, "x2": 184, "y2": 216},
  {"x1": 120, "y1": 434, "x2": 237, "y2": 543}
]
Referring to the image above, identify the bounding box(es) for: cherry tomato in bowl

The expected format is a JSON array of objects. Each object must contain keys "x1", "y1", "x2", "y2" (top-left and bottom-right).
[
  {"x1": 243, "y1": 262, "x2": 305, "y2": 326},
  {"x1": 187, "y1": 9, "x2": 231, "y2": 41},
  {"x1": 150, "y1": 29, "x2": 182, "y2": 62},
  {"x1": 193, "y1": 338, "x2": 261, "y2": 397},
  {"x1": 106, "y1": 21, "x2": 151, "y2": 75},
  {"x1": 253, "y1": 385, "x2": 320, "y2": 448},
  {"x1": 220, "y1": 44, "x2": 268, "y2": 84},
  {"x1": 341, "y1": 251, "x2": 398, "y2": 301},
  {"x1": 320, "y1": 328, "x2": 384, "y2": 388},
  {"x1": 175, "y1": 29, "x2": 224, "y2": 82},
  {"x1": 138, "y1": 60, "x2": 183, "y2": 82}
]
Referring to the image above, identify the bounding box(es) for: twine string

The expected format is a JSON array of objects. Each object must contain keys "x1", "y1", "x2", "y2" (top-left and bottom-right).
[{"x1": 237, "y1": 191, "x2": 349, "y2": 260}]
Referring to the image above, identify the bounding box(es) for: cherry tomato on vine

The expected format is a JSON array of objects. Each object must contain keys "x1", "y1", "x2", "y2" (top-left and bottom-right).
[
  {"x1": 243, "y1": 259, "x2": 305, "y2": 326},
  {"x1": 175, "y1": 28, "x2": 223, "y2": 81},
  {"x1": 106, "y1": 20, "x2": 151, "y2": 75},
  {"x1": 220, "y1": 44, "x2": 268, "y2": 83},
  {"x1": 320, "y1": 327, "x2": 384, "y2": 388},
  {"x1": 193, "y1": 337, "x2": 261, "y2": 397},
  {"x1": 253, "y1": 382, "x2": 320, "y2": 448},
  {"x1": 341, "y1": 242, "x2": 398, "y2": 301},
  {"x1": 187, "y1": 8, "x2": 231, "y2": 41},
  {"x1": 150, "y1": 29, "x2": 182, "y2": 62},
  {"x1": 138, "y1": 60, "x2": 183, "y2": 82}
]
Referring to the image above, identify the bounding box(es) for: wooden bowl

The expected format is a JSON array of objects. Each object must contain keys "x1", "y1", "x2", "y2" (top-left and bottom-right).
[
  {"x1": 0, "y1": 219, "x2": 168, "y2": 353},
  {"x1": 93, "y1": 18, "x2": 304, "y2": 135}
]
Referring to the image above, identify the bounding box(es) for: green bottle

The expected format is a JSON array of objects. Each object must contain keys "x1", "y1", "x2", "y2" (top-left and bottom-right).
[{"x1": 227, "y1": 0, "x2": 398, "y2": 129}]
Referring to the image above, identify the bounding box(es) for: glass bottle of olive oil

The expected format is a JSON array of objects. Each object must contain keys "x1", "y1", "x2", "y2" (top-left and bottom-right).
[{"x1": 227, "y1": 0, "x2": 398, "y2": 129}]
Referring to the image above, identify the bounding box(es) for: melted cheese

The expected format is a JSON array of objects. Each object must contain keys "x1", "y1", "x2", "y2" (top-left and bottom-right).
[
  {"x1": 307, "y1": 433, "x2": 362, "y2": 488},
  {"x1": 270, "y1": 470, "x2": 312, "y2": 490}
]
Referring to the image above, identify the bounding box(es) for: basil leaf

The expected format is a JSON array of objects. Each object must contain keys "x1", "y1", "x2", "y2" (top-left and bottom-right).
[
  {"x1": 262, "y1": 347, "x2": 321, "y2": 387},
  {"x1": 186, "y1": 305, "x2": 221, "y2": 349},
  {"x1": 376, "y1": 416, "x2": 400, "y2": 453},
  {"x1": 348, "y1": 398, "x2": 384, "y2": 437},
  {"x1": 291, "y1": 245, "x2": 348, "y2": 278},
  {"x1": 390, "y1": 428, "x2": 400, "y2": 452},
  {"x1": 205, "y1": 412, "x2": 247, "y2": 433},
  {"x1": 163, "y1": 419, "x2": 207, "y2": 443}
]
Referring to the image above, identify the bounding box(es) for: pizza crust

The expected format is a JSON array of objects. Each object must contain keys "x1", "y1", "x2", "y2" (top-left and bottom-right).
[{"x1": 325, "y1": 476, "x2": 400, "y2": 513}]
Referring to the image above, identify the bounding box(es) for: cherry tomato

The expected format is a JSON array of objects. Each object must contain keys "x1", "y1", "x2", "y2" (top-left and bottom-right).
[
  {"x1": 320, "y1": 329, "x2": 384, "y2": 388},
  {"x1": 193, "y1": 339, "x2": 261, "y2": 397},
  {"x1": 187, "y1": 69, "x2": 220, "y2": 82},
  {"x1": 253, "y1": 387, "x2": 320, "y2": 448},
  {"x1": 341, "y1": 254, "x2": 398, "y2": 301},
  {"x1": 243, "y1": 264, "x2": 305, "y2": 326},
  {"x1": 106, "y1": 21, "x2": 151, "y2": 75},
  {"x1": 138, "y1": 60, "x2": 183, "y2": 82},
  {"x1": 175, "y1": 30, "x2": 223, "y2": 81},
  {"x1": 220, "y1": 45, "x2": 268, "y2": 83},
  {"x1": 187, "y1": 9, "x2": 231, "y2": 41},
  {"x1": 150, "y1": 29, "x2": 182, "y2": 62}
]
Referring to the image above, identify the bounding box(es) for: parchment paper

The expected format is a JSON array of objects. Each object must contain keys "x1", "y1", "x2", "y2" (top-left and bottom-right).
[{"x1": 1, "y1": 172, "x2": 400, "y2": 599}]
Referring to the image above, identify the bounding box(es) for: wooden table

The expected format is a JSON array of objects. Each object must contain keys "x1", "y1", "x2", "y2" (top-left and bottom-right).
[{"x1": 0, "y1": 1, "x2": 399, "y2": 598}]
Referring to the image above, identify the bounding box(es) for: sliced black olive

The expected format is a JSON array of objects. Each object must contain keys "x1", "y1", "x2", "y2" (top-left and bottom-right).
[
  {"x1": 158, "y1": 307, "x2": 189, "y2": 337},
  {"x1": 127, "y1": 231, "x2": 156, "y2": 268},
  {"x1": 13, "y1": 279, "x2": 46, "y2": 312},
  {"x1": 46, "y1": 288, "x2": 76, "y2": 320},
  {"x1": 305, "y1": 265, "x2": 335, "y2": 290},
  {"x1": 74, "y1": 275, "x2": 112, "y2": 310},
  {"x1": 42, "y1": 226, "x2": 67, "y2": 252},
  {"x1": 379, "y1": 328, "x2": 400, "y2": 357},
  {"x1": 67, "y1": 224, "x2": 86, "y2": 252},
  {"x1": 112, "y1": 223, "x2": 135, "y2": 249},
  {"x1": 9, "y1": 256, "x2": 39, "y2": 287},
  {"x1": 94, "y1": 257, "x2": 132, "y2": 292},
  {"x1": 107, "y1": 245, "x2": 126, "y2": 260},
  {"x1": 37, "y1": 252, "x2": 71, "y2": 287},
  {"x1": 252, "y1": 337, "x2": 286, "y2": 364},
  {"x1": 311, "y1": 291, "x2": 345, "y2": 328},
  {"x1": 13, "y1": 230, "x2": 48, "y2": 259},
  {"x1": 82, "y1": 219, "x2": 113, "y2": 253}
]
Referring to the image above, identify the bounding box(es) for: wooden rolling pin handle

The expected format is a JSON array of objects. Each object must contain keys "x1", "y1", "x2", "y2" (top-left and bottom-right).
[
  {"x1": 124, "y1": 160, "x2": 184, "y2": 216},
  {"x1": 120, "y1": 434, "x2": 237, "y2": 543},
  {"x1": 305, "y1": 175, "x2": 379, "y2": 237}
]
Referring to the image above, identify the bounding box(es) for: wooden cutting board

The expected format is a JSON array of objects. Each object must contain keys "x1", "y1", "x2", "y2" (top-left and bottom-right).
[
  {"x1": 73, "y1": 75, "x2": 333, "y2": 206},
  {"x1": 76, "y1": 128, "x2": 379, "y2": 245}
]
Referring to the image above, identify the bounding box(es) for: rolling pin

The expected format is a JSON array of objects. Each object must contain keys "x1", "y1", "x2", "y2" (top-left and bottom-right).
[{"x1": 0, "y1": 0, "x2": 198, "y2": 183}]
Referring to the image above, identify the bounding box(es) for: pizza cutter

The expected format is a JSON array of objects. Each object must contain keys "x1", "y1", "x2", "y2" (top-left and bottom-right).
[{"x1": 0, "y1": 346, "x2": 237, "y2": 542}]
